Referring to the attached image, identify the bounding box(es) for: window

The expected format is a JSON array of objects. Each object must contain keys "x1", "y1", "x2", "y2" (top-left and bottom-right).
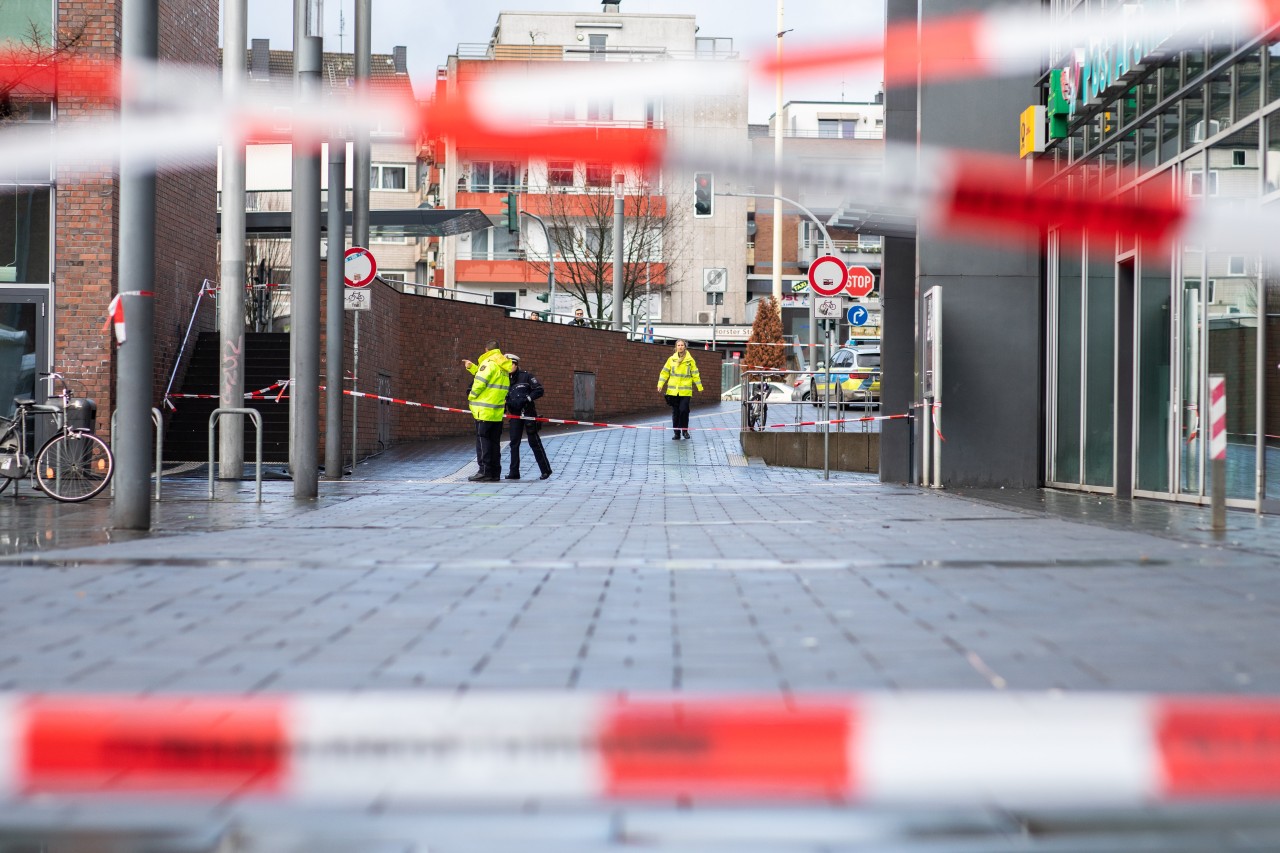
[
  {"x1": 587, "y1": 97, "x2": 613, "y2": 122},
  {"x1": 371, "y1": 164, "x2": 407, "y2": 190},
  {"x1": 378, "y1": 271, "x2": 407, "y2": 282},
  {"x1": 1233, "y1": 149, "x2": 1247, "y2": 167},
  {"x1": 1187, "y1": 170, "x2": 1219, "y2": 196},
  {"x1": 1228, "y1": 256, "x2": 1246, "y2": 276},
  {"x1": 585, "y1": 162, "x2": 613, "y2": 188},
  {"x1": 588, "y1": 33, "x2": 606, "y2": 60},
  {"x1": 548, "y1": 161, "x2": 574, "y2": 188},
  {"x1": 493, "y1": 291, "x2": 518, "y2": 308},
  {"x1": 0, "y1": 186, "x2": 50, "y2": 283},
  {"x1": 818, "y1": 119, "x2": 859, "y2": 138},
  {"x1": 549, "y1": 227, "x2": 575, "y2": 256},
  {"x1": 468, "y1": 161, "x2": 519, "y2": 192}
]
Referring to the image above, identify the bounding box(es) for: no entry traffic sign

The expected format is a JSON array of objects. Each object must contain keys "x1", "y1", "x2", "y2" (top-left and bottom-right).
[
  {"x1": 808, "y1": 256, "x2": 849, "y2": 297},
  {"x1": 845, "y1": 265, "x2": 875, "y2": 298},
  {"x1": 344, "y1": 246, "x2": 377, "y2": 288}
]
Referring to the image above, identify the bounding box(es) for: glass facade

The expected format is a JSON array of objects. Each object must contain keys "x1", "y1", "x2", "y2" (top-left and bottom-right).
[{"x1": 1044, "y1": 7, "x2": 1280, "y2": 509}]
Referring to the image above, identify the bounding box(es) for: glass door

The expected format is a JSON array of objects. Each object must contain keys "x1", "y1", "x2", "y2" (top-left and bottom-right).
[{"x1": 0, "y1": 290, "x2": 47, "y2": 456}]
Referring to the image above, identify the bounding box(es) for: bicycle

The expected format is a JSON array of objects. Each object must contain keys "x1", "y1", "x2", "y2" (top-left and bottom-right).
[
  {"x1": 745, "y1": 379, "x2": 769, "y2": 432},
  {"x1": 0, "y1": 372, "x2": 114, "y2": 502}
]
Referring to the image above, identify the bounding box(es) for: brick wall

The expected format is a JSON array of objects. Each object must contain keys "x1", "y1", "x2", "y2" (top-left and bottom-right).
[
  {"x1": 54, "y1": 0, "x2": 120, "y2": 427},
  {"x1": 52, "y1": 0, "x2": 217, "y2": 432},
  {"x1": 317, "y1": 275, "x2": 721, "y2": 457},
  {"x1": 152, "y1": 0, "x2": 219, "y2": 406}
]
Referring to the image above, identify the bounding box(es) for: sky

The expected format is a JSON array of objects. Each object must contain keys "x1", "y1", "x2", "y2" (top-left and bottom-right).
[{"x1": 237, "y1": 0, "x2": 886, "y2": 123}]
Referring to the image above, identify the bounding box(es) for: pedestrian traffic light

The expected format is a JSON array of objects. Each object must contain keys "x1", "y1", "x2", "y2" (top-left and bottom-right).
[
  {"x1": 694, "y1": 172, "x2": 713, "y2": 218},
  {"x1": 536, "y1": 292, "x2": 549, "y2": 303},
  {"x1": 501, "y1": 191, "x2": 519, "y2": 233}
]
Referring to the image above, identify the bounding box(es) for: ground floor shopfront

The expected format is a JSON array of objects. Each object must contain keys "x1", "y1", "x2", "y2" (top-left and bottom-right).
[{"x1": 1047, "y1": 225, "x2": 1280, "y2": 512}]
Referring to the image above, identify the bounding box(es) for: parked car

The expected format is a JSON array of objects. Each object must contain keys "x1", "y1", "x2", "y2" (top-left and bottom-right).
[
  {"x1": 722, "y1": 380, "x2": 793, "y2": 402},
  {"x1": 802, "y1": 345, "x2": 881, "y2": 407}
]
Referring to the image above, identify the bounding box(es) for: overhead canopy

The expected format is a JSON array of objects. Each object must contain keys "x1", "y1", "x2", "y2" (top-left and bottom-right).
[
  {"x1": 221, "y1": 208, "x2": 494, "y2": 237},
  {"x1": 826, "y1": 204, "x2": 917, "y2": 240}
]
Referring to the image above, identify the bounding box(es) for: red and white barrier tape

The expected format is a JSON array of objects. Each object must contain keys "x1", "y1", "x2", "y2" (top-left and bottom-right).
[
  {"x1": 1210, "y1": 376, "x2": 1228, "y2": 461},
  {"x1": 3, "y1": 691, "x2": 1280, "y2": 804},
  {"x1": 165, "y1": 380, "x2": 289, "y2": 403},
  {"x1": 340, "y1": 387, "x2": 907, "y2": 432}
]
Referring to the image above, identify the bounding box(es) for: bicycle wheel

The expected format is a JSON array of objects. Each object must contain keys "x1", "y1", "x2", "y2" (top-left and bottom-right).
[
  {"x1": 35, "y1": 432, "x2": 113, "y2": 502},
  {"x1": 0, "y1": 476, "x2": 10, "y2": 495}
]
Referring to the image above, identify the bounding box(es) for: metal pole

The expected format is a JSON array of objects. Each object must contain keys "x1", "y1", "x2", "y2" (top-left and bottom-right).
[
  {"x1": 772, "y1": 0, "x2": 784, "y2": 304},
  {"x1": 353, "y1": 0, "x2": 371, "y2": 249},
  {"x1": 325, "y1": 139, "x2": 346, "y2": 479},
  {"x1": 219, "y1": 0, "x2": 247, "y2": 480},
  {"x1": 113, "y1": 0, "x2": 157, "y2": 531},
  {"x1": 612, "y1": 179, "x2": 624, "y2": 331},
  {"x1": 522, "y1": 211, "x2": 555, "y2": 320},
  {"x1": 290, "y1": 7, "x2": 322, "y2": 498},
  {"x1": 823, "y1": 322, "x2": 831, "y2": 481},
  {"x1": 352, "y1": 0, "x2": 370, "y2": 474}
]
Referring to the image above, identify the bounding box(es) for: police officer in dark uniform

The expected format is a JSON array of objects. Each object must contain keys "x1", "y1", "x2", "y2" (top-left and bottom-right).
[{"x1": 504, "y1": 354, "x2": 553, "y2": 480}]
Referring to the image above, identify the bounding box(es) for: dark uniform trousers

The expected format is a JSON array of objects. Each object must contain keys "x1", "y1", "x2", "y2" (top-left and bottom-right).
[
  {"x1": 475, "y1": 420, "x2": 504, "y2": 478},
  {"x1": 509, "y1": 417, "x2": 551, "y2": 478}
]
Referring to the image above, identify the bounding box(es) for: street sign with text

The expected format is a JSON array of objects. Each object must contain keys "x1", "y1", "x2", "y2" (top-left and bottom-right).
[{"x1": 845, "y1": 265, "x2": 875, "y2": 298}]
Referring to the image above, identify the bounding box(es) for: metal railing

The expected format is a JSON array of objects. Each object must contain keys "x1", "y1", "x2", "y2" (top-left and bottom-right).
[
  {"x1": 108, "y1": 407, "x2": 163, "y2": 500},
  {"x1": 208, "y1": 408, "x2": 262, "y2": 503}
]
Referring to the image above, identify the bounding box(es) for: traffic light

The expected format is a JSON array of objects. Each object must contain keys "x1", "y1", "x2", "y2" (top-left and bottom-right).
[
  {"x1": 500, "y1": 191, "x2": 519, "y2": 233},
  {"x1": 694, "y1": 172, "x2": 713, "y2": 218},
  {"x1": 535, "y1": 292, "x2": 549, "y2": 303}
]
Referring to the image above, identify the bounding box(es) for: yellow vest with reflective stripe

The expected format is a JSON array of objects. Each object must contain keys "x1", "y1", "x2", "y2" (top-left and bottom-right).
[
  {"x1": 468, "y1": 349, "x2": 513, "y2": 422},
  {"x1": 658, "y1": 353, "x2": 702, "y2": 397}
]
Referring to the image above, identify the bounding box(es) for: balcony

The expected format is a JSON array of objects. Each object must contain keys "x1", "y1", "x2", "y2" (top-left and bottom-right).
[
  {"x1": 456, "y1": 43, "x2": 739, "y2": 63},
  {"x1": 799, "y1": 238, "x2": 883, "y2": 266}
]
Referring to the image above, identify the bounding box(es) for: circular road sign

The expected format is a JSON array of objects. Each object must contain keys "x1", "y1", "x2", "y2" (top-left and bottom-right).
[
  {"x1": 848, "y1": 304, "x2": 870, "y2": 326},
  {"x1": 845, "y1": 265, "x2": 876, "y2": 298},
  {"x1": 808, "y1": 255, "x2": 849, "y2": 297},
  {"x1": 344, "y1": 246, "x2": 377, "y2": 288}
]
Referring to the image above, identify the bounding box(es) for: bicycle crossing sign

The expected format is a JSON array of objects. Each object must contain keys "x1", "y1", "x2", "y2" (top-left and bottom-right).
[{"x1": 344, "y1": 288, "x2": 372, "y2": 311}]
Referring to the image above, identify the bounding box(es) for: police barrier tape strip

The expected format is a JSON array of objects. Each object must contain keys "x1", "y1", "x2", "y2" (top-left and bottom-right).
[
  {"x1": 337, "y1": 387, "x2": 909, "y2": 432},
  {"x1": 3, "y1": 691, "x2": 1280, "y2": 803},
  {"x1": 164, "y1": 381, "x2": 289, "y2": 403}
]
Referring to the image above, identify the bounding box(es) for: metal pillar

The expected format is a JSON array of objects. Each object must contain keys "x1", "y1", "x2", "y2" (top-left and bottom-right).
[
  {"x1": 325, "y1": 139, "x2": 346, "y2": 479},
  {"x1": 290, "y1": 5, "x2": 322, "y2": 498},
  {"x1": 219, "y1": 0, "x2": 247, "y2": 480},
  {"x1": 772, "y1": 0, "x2": 785, "y2": 304},
  {"x1": 351, "y1": 0, "x2": 370, "y2": 472},
  {"x1": 112, "y1": 0, "x2": 157, "y2": 530},
  {"x1": 523, "y1": 211, "x2": 555, "y2": 320},
  {"x1": 612, "y1": 181, "x2": 624, "y2": 331}
]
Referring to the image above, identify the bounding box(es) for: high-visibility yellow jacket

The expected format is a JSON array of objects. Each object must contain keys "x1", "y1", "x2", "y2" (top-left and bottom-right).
[
  {"x1": 467, "y1": 349, "x2": 514, "y2": 422},
  {"x1": 657, "y1": 352, "x2": 703, "y2": 397}
]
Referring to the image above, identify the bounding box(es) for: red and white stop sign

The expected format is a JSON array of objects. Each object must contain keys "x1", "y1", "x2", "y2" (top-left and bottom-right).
[{"x1": 845, "y1": 265, "x2": 875, "y2": 298}]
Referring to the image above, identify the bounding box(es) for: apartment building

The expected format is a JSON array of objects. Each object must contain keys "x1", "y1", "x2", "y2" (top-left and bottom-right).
[
  {"x1": 217, "y1": 40, "x2": 423, "y2": 294},
  {"x1": 749, "y1": 99, "x2": 886, "y2": 343},
  {"x1": 428, "y1": 1, "x2": 749, "y2": 328}
]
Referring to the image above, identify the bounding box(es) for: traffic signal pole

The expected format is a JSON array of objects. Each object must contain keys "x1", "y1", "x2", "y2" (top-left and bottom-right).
[{"x1": 522, "y1": 210, "x2": 555, "y2": 320}]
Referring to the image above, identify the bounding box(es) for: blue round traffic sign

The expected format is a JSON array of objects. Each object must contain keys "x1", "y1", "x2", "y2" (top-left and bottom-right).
[{"x1": 847, "y1": 304, "x2": 870, "y2": 326}]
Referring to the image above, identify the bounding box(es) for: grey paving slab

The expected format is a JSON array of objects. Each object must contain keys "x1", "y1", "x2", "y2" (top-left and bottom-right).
[{"x1": 1, "y1": 402, "x2": 1280, "y2": 696}]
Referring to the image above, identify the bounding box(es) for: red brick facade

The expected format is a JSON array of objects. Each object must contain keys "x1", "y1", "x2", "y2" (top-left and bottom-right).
[
  {"x1": 52, "y1": 0, "x2": 217, "y2": 431},
  {"x1": 317, "y1": 274, "x2": 722, "y2": 456}
]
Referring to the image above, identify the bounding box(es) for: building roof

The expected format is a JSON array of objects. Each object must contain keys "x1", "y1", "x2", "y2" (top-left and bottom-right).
[{"x1": 217, "y1": 43, "x2": 416, "y2": 98}]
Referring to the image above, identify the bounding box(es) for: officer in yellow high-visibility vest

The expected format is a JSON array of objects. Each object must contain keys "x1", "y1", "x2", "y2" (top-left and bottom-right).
[
  {"x1": 463, "y1": 341, "x2": 514, "y2": 481},
  {"x1": 657, "y1": 339, "x2": 703, "y2": 440}
]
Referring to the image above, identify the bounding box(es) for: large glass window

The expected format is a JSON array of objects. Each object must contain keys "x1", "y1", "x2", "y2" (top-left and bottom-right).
[
  {"x1": 1184, "y1": 86, "x2": 1208, "y2": 148},
  {"x1": 1055, "y1": 231, "x2": 1083, "y2": 484},
  {"x1": 0, "y1": 300, "x2": 36, "y2": 418},
  {"x1": 1085, "y1": 235, "x2": 1116, "y2": 487},
  {"x1": 1181, "y1": 245, "x2": 1205, "y2": 495},
  {"x1": 0, "y1": 0, "x2": 51, "y2": 44},
  {"x1": 1237, "y1": 51, "x2": 1263, "y2": 119},
  {"x1": 0, "y1": 186, "x2": 50, "y2": 284},
  {"x1": 1263, "y1": 255, "x2": 1280, "y2": 501},
  {"x1": 1208, "y1": 74, "x2": 1231, "y2": 134},
  {"x1": 1137, "y1": 242, "x2": 1172, "y2": 493},
  {"x1": 468, "y1": 161, "x2": 518, "y2": 192},
  {"x1": 1160, "y1": 108, "x2": 1181, "y2": 163}
]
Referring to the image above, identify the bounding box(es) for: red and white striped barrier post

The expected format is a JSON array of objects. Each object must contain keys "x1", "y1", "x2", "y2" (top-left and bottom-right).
[{"x1": 1210, "y1": 374, "x2": 1227, "y2": 533}]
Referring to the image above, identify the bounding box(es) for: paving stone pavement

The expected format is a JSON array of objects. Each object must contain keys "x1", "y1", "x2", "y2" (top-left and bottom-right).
[{"x1": 1, "y1": 402, "x2": 1279, "y2": 696}]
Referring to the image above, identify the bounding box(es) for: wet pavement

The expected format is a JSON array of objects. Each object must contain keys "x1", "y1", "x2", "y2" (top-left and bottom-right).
[{"x1": 0, "y1": 401, "x2": 1278, "y2": 696}]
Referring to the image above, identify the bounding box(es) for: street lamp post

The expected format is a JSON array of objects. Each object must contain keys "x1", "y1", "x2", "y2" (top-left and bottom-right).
[{"x1": 612, "y1": 173, "x2": 625, "y2": 330}]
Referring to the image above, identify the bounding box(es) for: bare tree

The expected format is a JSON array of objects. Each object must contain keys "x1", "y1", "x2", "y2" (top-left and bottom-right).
[
  {"x1": 0, "y1": 5, "x2": 87, "y2": 123},
  {"x1": 525, "y1": 171, "x2": 690, "y2": 326}
]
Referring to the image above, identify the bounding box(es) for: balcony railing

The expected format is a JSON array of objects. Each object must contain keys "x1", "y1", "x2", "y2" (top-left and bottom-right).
[{"x1": 456, "y1": 43, "x2": 739, "y2": 62}]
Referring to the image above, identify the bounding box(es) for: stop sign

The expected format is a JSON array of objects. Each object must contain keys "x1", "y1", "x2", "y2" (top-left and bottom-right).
[{"x1": 845, "y1": 265, "x2": 875, "y2": 298}]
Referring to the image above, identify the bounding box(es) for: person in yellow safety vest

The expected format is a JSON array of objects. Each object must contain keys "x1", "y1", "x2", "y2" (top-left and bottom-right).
[
  {"x1": 463, "y1": 340, "x2": 514, "y2": 481},
  {"x1": 657, "y1": 338, "x2": 703, "y2": 440}
]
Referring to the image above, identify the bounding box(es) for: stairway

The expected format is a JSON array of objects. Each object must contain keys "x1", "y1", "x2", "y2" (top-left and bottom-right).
[{"x1": 163, "y1": 332, "x2": 291, "y2": 463}]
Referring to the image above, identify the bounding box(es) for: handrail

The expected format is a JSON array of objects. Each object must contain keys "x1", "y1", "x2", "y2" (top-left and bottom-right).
[
  {"x1": 109, "y1": 408, "x2": 163, "y2": 500},
  {"x1": 208, "y1": 408, "x2": 262, "y2": 502}
]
